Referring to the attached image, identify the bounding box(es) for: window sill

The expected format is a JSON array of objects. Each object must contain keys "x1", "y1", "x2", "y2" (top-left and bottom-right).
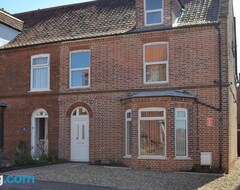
[
  {"x1": 174, "y1": 157, "x2": 191, "y2": 160},
  {"x1": 144, "y1": 23, "x2": 164, "y2": 27},
  {"x1": 137, "y1": 156, "x2": 167, "y2": 160},
  {"x1": 28, "y1": 89, "x2": 52, "y2": 93},
  {"x1": 143, "y1": 81, "x2": 169, "y2": 85},
  {"x1": 68, "y1": 87, "x2": 91, "y2": 90},
  {"x1": 123, "y1": 155, "x2": 132, "y2": 159}
]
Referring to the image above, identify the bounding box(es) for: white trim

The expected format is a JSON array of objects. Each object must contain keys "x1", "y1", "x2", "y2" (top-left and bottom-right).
[
  {"x1": 144, "y1": 0, "x2": 164, "y2": 26},
  {"x1": 69, "y1": 50, "x2": 91, "y2": 89},
  {"x1": 125, "y1": 109, "x2": 132, "y2": 157},
  {"x1": 138, "y1": 108, "x2": 167, "y2": 158},
  {"x1": 143, "y1": 42, "x2": 169, "y2": 84},
  {"x1": 174, "y1": 157, "x2": 191, "y2": 160},
  {"x1": 137, "y1": 156, "x2": 167, "y2": 160},
  {"x1": 123, "y1": 155, "x2": 132, "y2": 159},
  {"x1": 175, "y1": 108, "x2": 188, "y2": 158},
  {"x1": 0, "y1": 10, "x2": 24, "y2": 23},
  {"x1": 30, "y1": 54, "x2": 50, "y2": 92}
]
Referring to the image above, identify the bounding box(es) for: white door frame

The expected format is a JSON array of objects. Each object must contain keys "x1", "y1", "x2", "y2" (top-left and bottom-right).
[
  {"x1": 70, "y1": 107, "x2": 90, "y2": 162},
  {"x1": 31, "y1": 109, "x2": 48, "y2": 158}
]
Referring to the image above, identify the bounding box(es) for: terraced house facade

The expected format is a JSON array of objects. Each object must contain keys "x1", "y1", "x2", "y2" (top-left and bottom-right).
[{"x1": 0, "y1": 0, "x2": 237, "y2": 172}]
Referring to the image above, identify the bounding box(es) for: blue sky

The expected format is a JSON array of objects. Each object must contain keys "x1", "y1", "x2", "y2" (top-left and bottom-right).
[{"x1": 0, "y1": 0, "x2": 239, "y2": 72}]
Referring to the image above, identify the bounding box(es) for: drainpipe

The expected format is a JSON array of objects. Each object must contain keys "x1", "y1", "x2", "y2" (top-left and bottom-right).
[
  {"x1": 218, "y1": 25, "x2": 223, "y2": 172},
  {"x1": 217, "y1": 0, "x2": 223, "y2": 172},
  {"x1": 234, "y1": 17, "x2": 238, "y2": 79}
]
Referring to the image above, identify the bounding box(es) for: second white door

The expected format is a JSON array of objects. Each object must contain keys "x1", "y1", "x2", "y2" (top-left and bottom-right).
[{"x1": 71, "y1": 117, "x2": 89, "y2": 162}]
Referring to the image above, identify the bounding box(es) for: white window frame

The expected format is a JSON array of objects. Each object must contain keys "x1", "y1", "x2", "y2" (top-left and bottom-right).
[
  {"x1": 144, "y1": 0, "x2": 164, "y2": 26},
  {"x1": 175, "y1": 108, "x2": 188, "y2": 159},
  {"x1": 124, "y1": 109, "x2": 132, "y2": 158},
  {"x1": 143, "y1": 42, "x2": 169, "y2": 84},
  {"x1": 69, "y1": 50, "x2": 91, "y2": 89},
  {"x1": 138, "y1": 107, "x2": 167, "y2": 160},
  {"x1": 30, "y1": 54, "x2": 50, "y2": 92}
]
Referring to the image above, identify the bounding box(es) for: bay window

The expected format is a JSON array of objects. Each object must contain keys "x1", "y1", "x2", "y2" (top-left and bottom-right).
[
  {"x1": 175, "y1": 108, "x2": 188, "y2": 158},
  {"x1": 139, "y1": 108, "x2": 166, "y2": 158},
  {"x1": 125, "y1": 110, "x2": 132, "y2": 156}
]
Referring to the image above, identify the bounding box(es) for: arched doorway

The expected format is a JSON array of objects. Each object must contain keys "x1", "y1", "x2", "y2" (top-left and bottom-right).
[
  {"x1": 71, "y1": 107, "x2": 89, "y2": 162},
  {"x1": 31, "y1": 109, "x2": 48, "y2": 158}
]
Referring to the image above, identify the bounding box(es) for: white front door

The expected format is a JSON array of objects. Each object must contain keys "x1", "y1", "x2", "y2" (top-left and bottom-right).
[{"x1": 71, "y1": 117, "x2": 89, "y2": 162}]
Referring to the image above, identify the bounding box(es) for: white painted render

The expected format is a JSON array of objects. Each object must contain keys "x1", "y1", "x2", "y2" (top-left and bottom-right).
[{"x1": 0, "y1": 23, "x2": 19, "y2": 47}]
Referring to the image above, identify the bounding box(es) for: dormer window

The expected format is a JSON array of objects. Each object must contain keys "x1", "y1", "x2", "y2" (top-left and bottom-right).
[{"x1": 144, "y1": 0, "x2": 163, "y2": 26}]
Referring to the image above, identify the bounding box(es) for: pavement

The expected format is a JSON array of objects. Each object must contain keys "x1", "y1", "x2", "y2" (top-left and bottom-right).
[{"x1": 1, "y1": 160, "x2": 240, "y2": 190}]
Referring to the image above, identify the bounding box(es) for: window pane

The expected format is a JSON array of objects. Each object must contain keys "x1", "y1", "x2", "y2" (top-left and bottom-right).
[
  {"x1": 71, "y1": 70, "x2": 89, "y2": 87},
  {"x1": 39, "y1": 118, "x2": 45, "y2": 140},
  {"x1": 177, "y1": 111, "x2": 186, "y2": 118},
  {"x1": 32, "y1": 57, "x2": 48, "y2": 65},
  {"x1": 145, "y1": 44, "x2": 167, "y2": 62},
  {"x1": 146, "y1": 64, "x2": 166, "y2": 82},
  {"x1": 33, "y1": 67, "x2": 48, "y2": 89},
  {"x1": 176, "y1": 120, "x2": 187, "y2": 156},
  {"x1": 71, "y1": 52, "x2": 90, "y2": 69},
  {"x1": 79, "y1": 108, "x2": 88, "y2": 115},
  {"x1": 127, "y1": 121, "x2": 132, "y2": 155},
  {"x1": 140, "y1": 120, "x2": 165, "y2": 156},
  {"x1": 141, "y1": 111, "x2": 164, "y2": 118},
  {"x1": 146, "y1": 0, "x2": 162, "y2": 10},
  {"x1": 147, "y1": 11, "x2": 162, "y2": 25},
  {"x1": 127, "y1": 112, "x2": 131, "y2": 119}
]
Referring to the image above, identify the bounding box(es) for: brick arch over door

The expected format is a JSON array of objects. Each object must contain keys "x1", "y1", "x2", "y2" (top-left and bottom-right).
[{"x1": 66, "y1": 102, "x2": 93, "y2": 118}]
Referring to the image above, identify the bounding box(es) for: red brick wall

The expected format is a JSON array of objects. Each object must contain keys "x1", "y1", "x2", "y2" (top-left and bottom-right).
[{"x1": 0, "y1": 23, "x2": 235, "y2": 172}]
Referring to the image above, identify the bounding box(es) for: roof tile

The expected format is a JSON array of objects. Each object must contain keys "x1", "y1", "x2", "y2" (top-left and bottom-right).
[{"x1": 0, "y1": 0, "x2": 220, "y2": 49}]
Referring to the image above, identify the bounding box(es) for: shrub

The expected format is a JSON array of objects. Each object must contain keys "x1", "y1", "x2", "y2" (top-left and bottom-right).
[{"x1": 15, "y1": 141, "x2": 34, "y2": 166}]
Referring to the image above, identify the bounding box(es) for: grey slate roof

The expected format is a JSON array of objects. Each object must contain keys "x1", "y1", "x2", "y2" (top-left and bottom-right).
[
  {"x1": 0, "y1": 0, "x2": 220, "y2": 49},
  {"x1": 0, "y1": 102, "x2": 7, "y2": 107},
  {"x1": 122, "y1": 90, "x2": 197, "y2": 100}
]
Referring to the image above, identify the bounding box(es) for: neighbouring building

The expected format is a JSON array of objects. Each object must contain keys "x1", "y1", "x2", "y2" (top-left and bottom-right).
[{"x1": 0, "y1": 0, "x2": 238, "y2": 173}]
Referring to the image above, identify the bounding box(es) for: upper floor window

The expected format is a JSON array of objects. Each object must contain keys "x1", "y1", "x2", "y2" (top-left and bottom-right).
[
  {"x1": 31, "y1": 54, "x2": 50, "y2": 91},
  {"x1": 144, "y1": 0, "x2": 163, "y2": 26},
  {"x1": 70, "y1": 50, "x2": 90, "y2": 88},
  {"x1": 144, "y1": 42, "x2": 168, "y2": 84}
]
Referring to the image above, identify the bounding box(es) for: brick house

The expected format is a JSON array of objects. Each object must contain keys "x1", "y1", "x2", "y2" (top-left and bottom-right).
[{"x1": 0, "y1": 0, "x2": 237, "y2": 173}]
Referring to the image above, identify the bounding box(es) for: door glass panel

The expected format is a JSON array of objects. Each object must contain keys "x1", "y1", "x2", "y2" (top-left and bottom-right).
[
  {"x1": 39, "y1": 118, "x2": 45, "y2": 140},
  {"x1": 82, "y1": 125, "x2": 85, "y2": 140}
]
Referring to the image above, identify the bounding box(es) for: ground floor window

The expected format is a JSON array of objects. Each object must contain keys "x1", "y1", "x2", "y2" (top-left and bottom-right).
[
  {"x1": 175, "y1": 108, "x2": 188, "y2": 157},
  {"x1": 139, "y1": 108, "x2": 166, "y2": 157},
  {"x1": 125, "y1": 110, "x2": 132, "y2": 156}
]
